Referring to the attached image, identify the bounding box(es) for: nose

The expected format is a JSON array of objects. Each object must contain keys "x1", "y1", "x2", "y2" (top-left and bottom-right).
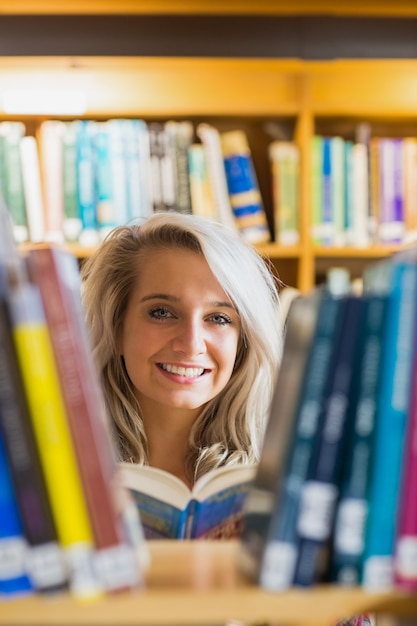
[{"x1": 171, "y1": 319, "x2": 206, "y2": 356}]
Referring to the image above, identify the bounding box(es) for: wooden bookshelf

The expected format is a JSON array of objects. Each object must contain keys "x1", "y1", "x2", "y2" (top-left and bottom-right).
[{"x1": 2, "y1": 540, "x2": 417, "y2": 626}]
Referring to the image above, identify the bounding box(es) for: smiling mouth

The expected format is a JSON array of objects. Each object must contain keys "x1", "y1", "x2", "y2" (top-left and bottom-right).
[{"x1": 158, "y1": 363, "x2": 206, "y2": 378}]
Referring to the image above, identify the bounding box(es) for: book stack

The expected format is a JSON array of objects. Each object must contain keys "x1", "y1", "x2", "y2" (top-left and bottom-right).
[
  {"x1": 0, "y1": 207, "x2": 147, "y2": 601},
  {"x1": 240, "y1": 244, "x2": 417, "y2": 594}
]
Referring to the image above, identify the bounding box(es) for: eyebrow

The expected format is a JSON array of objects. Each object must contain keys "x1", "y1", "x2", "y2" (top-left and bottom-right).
[{"x1": 139, "y1": 293, "x2": 235, "y2": 309}]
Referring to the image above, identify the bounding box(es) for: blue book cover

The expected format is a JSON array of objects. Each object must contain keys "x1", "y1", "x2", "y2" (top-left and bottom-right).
[
  {"x1": 119, "y1": 463, "x2": 256, "y2": 540},
  {"x1": 331, "y1": 292, "x2": 388, "y2": 585},
  {"x1": 0, "y1": 431, "x2": 33, "y2": 597},
  {"x1": 259, "y1": 291, "x2": 348, "y2": 591},
  {"x1": 362, "y1": 254, "x2": 417, "y2": 591},
  {"x1": 321, "y1": 136, "x2": 334, "y2": 245},
  {"x1": 292, "y1": 295, "x2": 364, "y2": 588}
]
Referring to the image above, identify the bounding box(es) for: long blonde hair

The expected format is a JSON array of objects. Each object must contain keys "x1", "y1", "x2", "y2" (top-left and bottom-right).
[{"x1": 81, "y1": 213, "x2": 282, "y2": 482}]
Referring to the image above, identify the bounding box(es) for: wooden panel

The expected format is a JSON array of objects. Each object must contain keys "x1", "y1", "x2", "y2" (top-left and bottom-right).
[
  {"x1": 2, "y1": 1, "x2": 417, "y2": 16},
  {"x1": 0, "y1": 57, "x2": 304, "y2": 117}
]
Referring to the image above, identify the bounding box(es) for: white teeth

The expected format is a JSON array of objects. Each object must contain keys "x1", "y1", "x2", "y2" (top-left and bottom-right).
[{"x1": 160, "y1": 364, "x2": 204, "y2": 377}]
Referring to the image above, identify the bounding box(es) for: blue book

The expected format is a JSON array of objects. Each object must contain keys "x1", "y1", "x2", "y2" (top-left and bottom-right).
[
  {"x1": 321, "y1": 136, "x2": 334, "y2": 245},
  {"x1": 77, "y1": 120, "x2": 99, "y2": 246},
  {"x1": 331, "y1": 292, "x2": 389, "y2": 585},
  {"x1": 258, "y1": 290, "x2": 348, "y2": 591},
  {"x1": 119, "y1": 463, "x2": 256, "y2": 540},
  {"x1": 292, "y1": 295, "x2": 364, "y2": 588},
  {"x1": 361, "y1": 252, "x2": 417, "y2": 591},
  {"x1": 0, "y1": 431, "x2": 32, "y2": 597}
]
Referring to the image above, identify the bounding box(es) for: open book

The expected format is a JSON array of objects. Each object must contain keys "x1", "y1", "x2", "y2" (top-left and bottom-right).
[{"x1": 119, "y1": 462, "x2": 256, "y2": 540}]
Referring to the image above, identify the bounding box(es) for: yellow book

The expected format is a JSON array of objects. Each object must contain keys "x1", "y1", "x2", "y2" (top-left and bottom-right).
[{"x1": 10, "y1": 280, "x2": 100, "y2": 600}]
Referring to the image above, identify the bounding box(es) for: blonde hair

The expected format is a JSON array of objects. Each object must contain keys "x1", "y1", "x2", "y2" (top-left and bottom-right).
[{"x1": 81, "y1": 213, "x2": 282, "y2": 482}]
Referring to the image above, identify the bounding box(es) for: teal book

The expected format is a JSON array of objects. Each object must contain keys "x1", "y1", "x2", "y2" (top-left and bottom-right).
[
  {"x1": 361, "y1": 251, "x2": 417, "y2": 591},
  {"x1": 120, "y1": 463, "x2": 256, "y2": 540},
  {"x1": 239, "y1": 292, "x2": 323, "y2": 582},
  {"x1": 258, "y1": 290, "x2": 348, "y2": 591}
]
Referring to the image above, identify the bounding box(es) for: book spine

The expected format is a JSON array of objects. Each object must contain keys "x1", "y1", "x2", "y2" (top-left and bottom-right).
[
  {"x1": 196, "y1": 123, "x2": 237, "y2": 232},
  {"x1": 402, "y1": 137, "x2": 417, "y2": 242},
  {"x1": 0, "y1": 431, "x2": 33, "y2": 597},
  {"x1": 394, "y1": 286, "x2": 417, "y2": 591},
  {"x1": 125, "y1": 119, "x2": 153, "y2": 222},
  {"x1": 8, "y1": 278, "x2": 100, "y2": 600},
  {"x1": 293, "y1": 296, "x2": 363, "y2": 588},
  {"x1": 0, "y1": 273, "x2": 68, "y2": 593},
  {"x1": 76, "y1": 120, "x2": 99, "y2": 247},
  {"x1": 330, "y1": 136, "x2": 346, "y2": 247},
  {"x1": 239, "y1": 292, "x2": 322, "y2": 582},
  {"x1": 28, "y1": 247, "x2": 141, "y2": 593},
  {"x1": 165, "y1": 120, "x2": 193, "y2": 215},
  {"x1": 331, "y1": 294, "x2": 388, "y2": 586},
  {"x1": 136, "y1": 119, "x2": 153, "y2": 220},
  {"x1": 321, "y1": 137, "x2": 334, "y2": 245},
  {"x1": 269, "y1": 141, "x2": 300, "y2": 246},
  {"x1": 187, "y1": 143, "x2": 217, "y2": 220},
  {"x1": 94, "y1": 121, "x2": 116, "y2": 241},
  {"x1": 259, "y1": 292, "x2": 346, "y2": 591},
  {"x1": 343, "y1": 140, "x2": 354, "y2": 246},
  {"x1": 362, "y1": 259, "x2": 417, "y2": 591},
  {"x1": 62, "y1": 120, "x2": 82, "y2": 243},
  {"x1": 352, "y1": 143, "x2": 370, "y2": 248},
  {"x1": 310, "y1": 135, "x2": 324, "y2": 244},
  {"x1": 221, "y1": 130, "x2": 270, "y2": 244},
  {"x1": 39, "y1": 120, "x2": 65, "y2": 243},
  {"x1": 1, "y1": 121, "x2": 29, "y2": 244},
  {"x1": 19, "y1": 135, "x2": 45, "y2": 243}
]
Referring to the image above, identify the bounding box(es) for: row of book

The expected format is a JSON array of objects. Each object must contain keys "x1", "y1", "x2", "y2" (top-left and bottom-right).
[
  {"x1": 0, "y1": 207, "x2": 147, "y2": 600},
  {"x1": 3, "y1": 118, "x2": 273, "y2": 249},
  {"x1": 239, "y1": 245, "x2": 417, "y2": 593},
  {"x1": 312, "y1": 133, "x2": 417, "y2": 247}
]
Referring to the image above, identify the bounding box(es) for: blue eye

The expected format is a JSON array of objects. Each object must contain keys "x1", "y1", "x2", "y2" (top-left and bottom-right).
[
  {"x1": 209, "y1": 313, "x2": 232, "y2": 326},
  {"x1": 148, "y1": 306, "x2": 174, "y2": 320}
]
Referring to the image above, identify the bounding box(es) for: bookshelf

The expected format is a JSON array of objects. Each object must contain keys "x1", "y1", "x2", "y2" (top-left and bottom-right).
[
  {"x1": 2, "y1": 540, "x2": 417, "y2": 626},
  {"x1": 10, "y1": 56, "x2": 417, "y2": 292}
]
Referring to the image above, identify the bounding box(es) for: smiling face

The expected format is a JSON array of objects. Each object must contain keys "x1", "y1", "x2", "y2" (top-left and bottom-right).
[{"x1": 120, "y1": 247, "x2": 241, "y2": 426}]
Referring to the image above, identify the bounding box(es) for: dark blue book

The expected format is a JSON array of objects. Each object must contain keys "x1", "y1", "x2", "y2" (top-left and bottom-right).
[
  {"x1": 239, "y1": 291, "x2": 323, "y2": 581},
  {"x1": 258, "y1": 290, "x2": 348, "y2": 591},
  {"x1": 292, "y1": 295, "x2": 364, "y2": 588},
  {"x1": 330, "y1": 291, "x2": 388, "y2": 586}
]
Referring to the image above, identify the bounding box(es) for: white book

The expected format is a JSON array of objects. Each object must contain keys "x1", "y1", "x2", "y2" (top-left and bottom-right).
[{"x1": 19, "y1": 136, "x2": 45, "y2": 243}]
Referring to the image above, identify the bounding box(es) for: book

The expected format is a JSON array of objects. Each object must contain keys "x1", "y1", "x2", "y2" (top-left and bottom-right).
[
  {"x1": 125, "y1": 119, "x2": 153, "y2": 223},
  {"x1": 311, "y1": 135, "x2": 324, "y2": 244},
  {"x1": 330, "y1": 290, "x2": 388, "y2": 586},
  {"x1": 394, "y1": 268, "x2": 417, "y2": 591},
  {"x1": 62, "y1": 120, "x2": 82, "y2": 243},
  {"x1": 269, "y1": 140, "x2": 300, "y2": 246},
  {"x1": 239, "y1": 291, "x2": 323, "y2": 583},
  {"x1": 0, "y1": 430, "x2": 33, "y2": 597},
  {"x1": 76, "y1": 120, "x2": 99, "y2": 246},
  {"x1": 119, "y1": 462, "x2": 256, "y2": 540},
  {"x1": 38, "y1": 120, "x2": 65, "y2": 243},
  {"x1": 292, "y1": 295, "x2": 364, "y2": 588},
  {"x1": 0, "y1": 261, "x2": 68, "y2": 594},
  {"x1": 28, "y1": 245, "x2": 143, "y2": 593},
  {"x1": 187, "y1": 143, "x2": 217, "y2": 220},
  {"x1": 361, "y1": 251, "x2": 417, "y2": 591},
  {"x1": 165, "y1": 120, "x2": 194, "y2": 214},
  {"x1": 220, "y1": 129, "x2": 270, "y2": 244},
  {"x1": 330, "y1": 136, "x2": 346, "y2": 247},
  {"x1": 0, "y1": 211, "x2": 99, "y2": 600},
  {"x1": 19, "y1": 135, "x2": 45, "y2": 243},
  {"x1": 0, "y1": 121, "x2": 29, "y2": 244},
  {"x1": 378, "y1": 138, "x2": 405, "y2": 244},
  {"x1": 196, "y1": 123, "x2": 237, "y2": 232},
  {"x1": 257, "y1": 290, "x2": 349, "y2": 591}
]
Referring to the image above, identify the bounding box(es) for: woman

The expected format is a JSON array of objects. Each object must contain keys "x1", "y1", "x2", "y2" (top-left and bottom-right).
[{"x1": 81, "y1": 212, "x2": 282, "y2": 488}]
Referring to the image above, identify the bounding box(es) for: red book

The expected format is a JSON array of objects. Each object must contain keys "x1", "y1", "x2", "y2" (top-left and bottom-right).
[
  {"x1": 394, "y1": 324, "x2": 417, "y2": 592},
  {"x1": 28, "y1": 245, "x2": 144, "y2": 594}
]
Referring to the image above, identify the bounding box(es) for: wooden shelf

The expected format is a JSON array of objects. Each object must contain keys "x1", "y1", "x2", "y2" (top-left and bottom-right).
[
  {"x1": 1, "y1": 541, "x2": 417, "y2": 626},
  {"x1": 2, "y1": 1, "x2": 417, "y2": 16}
]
